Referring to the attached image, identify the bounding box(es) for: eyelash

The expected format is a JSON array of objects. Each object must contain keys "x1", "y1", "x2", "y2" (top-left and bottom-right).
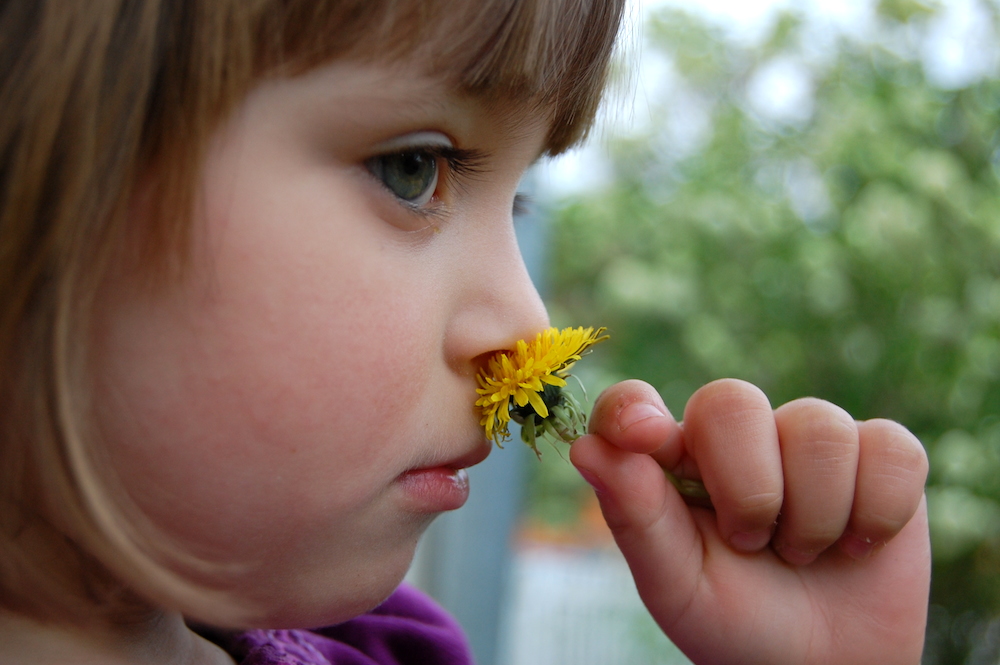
[
  {"x1": 434, "y1": 146, "x2": 489, "y2": 183},
  {"x1": 512, "y1": 192, "x2": 533, "y2": 218}
]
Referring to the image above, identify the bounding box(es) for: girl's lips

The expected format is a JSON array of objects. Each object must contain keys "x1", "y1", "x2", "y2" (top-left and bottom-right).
[
  {"x1": 397, "y1": 440, "x2": 491, "y2": 513},
  {"x1": 398, "y1": 467, "x2": 471, "y2": 513}
]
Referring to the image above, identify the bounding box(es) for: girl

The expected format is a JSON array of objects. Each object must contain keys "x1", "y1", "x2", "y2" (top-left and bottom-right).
[{"x1": 0, "y1": 1, "x2": 930, "y2": 664}]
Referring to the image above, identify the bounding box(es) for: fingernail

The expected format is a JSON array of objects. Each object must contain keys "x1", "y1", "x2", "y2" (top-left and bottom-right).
[
  {"x1": 730, "y1": 529, "x2": 772, "y2": 553},
  {"x1": 577, "y1": 468, "x2": 607, "y2": 495},
  {"x1": 840, "y1": 533, "x2": 875, "y2": 560},
  {"x1": 620, "y1": 402, "x2": 664, "y2": 431}
]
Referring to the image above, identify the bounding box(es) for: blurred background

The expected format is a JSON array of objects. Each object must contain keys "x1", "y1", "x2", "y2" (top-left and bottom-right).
[{"x1": 412, "y1": 1, "x2": 1000, "y2": 663}]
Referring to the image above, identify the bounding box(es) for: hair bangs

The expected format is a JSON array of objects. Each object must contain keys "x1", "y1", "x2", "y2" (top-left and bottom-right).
[
  {"x1": 450, "y1": 0, "x2": 626, "y2": 154},
  {"x1": 258, "y1": 0, "x2": 626, "y2": 155}
]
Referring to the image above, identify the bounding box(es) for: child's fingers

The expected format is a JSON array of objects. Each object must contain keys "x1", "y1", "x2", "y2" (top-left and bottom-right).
[
  {"x1": 682, "y1": 379, "x2": 783, "y2": 552},
  {"x1": 771, "y1": 398, "x2": 859, "y2": 565},
  {"x1": 569, "y1": 432, "x2": 702, "y2": 627},
  {"x1": 840, "y1": 418, "x2": 929, "y2": 559},
  {"x1": 587, "y1": 379, "x2": 683, "y2": 464}
]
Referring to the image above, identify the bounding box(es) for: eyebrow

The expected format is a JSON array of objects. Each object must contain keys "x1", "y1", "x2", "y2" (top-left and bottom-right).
[
  {"x1": 333, "y1": 83, "x2": 474, "y2": 143},
  {"x1": 349, "y1": 86, "x2": 551, "y2": 163},
  {"x1": 364, "y1": 64, "x2": 554, "y2": 145}
]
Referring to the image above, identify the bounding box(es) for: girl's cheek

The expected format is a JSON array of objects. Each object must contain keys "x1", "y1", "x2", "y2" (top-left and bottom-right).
[{"x1": 88, "y1": 237, "x2": 440, "y2": 556}]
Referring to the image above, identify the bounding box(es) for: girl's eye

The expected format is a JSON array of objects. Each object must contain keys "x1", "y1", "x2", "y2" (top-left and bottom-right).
[
  {"x1": 365, "y1": 132, "x2": 488, "y2": 215},
  {"x1": 367, "y1": 150, "x2": 440, "y2": 207}
]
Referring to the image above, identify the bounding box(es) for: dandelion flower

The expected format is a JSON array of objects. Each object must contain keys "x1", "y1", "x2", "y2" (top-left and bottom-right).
[
  {"x1": 475, "y1": 326, "x2": 608, "y2": 456},
  {"x1": 474, "y1": 326, "x2": 711, "y2": 503}
]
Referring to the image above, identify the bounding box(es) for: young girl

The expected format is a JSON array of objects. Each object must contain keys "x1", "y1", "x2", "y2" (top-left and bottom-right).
[{"x1": 0, "y1": 1, "x2": 930, "y2": 664}]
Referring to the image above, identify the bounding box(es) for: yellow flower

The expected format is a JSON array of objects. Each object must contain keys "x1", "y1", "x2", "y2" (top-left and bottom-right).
[{"x1": 475, "y1": 326, "x2": 608, "y2": 455}]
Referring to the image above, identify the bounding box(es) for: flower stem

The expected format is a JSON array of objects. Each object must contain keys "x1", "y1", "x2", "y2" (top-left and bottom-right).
[
  {"x1": 563, "y1": 430, "x2": 712, "y2": 507},
  {"x1": 664, "y1": 469, "x2": 712, "y2": 506}
]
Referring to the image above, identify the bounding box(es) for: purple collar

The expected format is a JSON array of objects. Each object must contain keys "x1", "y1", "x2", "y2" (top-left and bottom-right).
[{"x1": 201, "y1": 585, "x2": 474, "y2": 665}]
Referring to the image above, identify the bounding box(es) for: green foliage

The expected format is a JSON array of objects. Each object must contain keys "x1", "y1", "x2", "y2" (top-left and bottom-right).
[
  {"x1": 876, "y1": 0, "x2": 940, "y2": 24},
  {"x1": 545, "y1": 6, "x2": 1000, "y2": 663}
]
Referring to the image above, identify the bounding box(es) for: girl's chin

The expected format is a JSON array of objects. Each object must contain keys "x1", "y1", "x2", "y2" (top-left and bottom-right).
[{"x1": 240, "y1": 560, "x2": 413, "y2": 630}]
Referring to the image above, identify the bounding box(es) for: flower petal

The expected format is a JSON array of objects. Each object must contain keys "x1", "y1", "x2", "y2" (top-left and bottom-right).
[{"x1": 527, "y1": 389, "x2": 549, "y2": 419}]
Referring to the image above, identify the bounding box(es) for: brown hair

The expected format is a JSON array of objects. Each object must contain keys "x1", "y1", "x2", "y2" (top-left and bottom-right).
[{"x1": 0, "y1": 0, "x2": 625, "y2": 625}]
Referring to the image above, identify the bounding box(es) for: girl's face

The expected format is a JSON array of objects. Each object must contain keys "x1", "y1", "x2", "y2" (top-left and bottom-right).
[{"x1": 90, "y1": 59, "x2": 549, "y2": 627}]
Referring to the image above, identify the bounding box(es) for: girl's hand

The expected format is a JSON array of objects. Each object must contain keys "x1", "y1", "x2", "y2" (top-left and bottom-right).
[{"x1": 570, "y1": 379, "x2": 930, "y2": 665}]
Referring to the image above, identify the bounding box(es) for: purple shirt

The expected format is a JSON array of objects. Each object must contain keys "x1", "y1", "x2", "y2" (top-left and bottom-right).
[{"x1": 203, "y1": 585, "x2": 475, "y2": 665}]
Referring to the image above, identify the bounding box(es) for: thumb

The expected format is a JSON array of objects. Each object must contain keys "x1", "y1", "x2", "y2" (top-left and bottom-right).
[{"x1": 570, "y1": 433, "x2": 705, "y2": 632}]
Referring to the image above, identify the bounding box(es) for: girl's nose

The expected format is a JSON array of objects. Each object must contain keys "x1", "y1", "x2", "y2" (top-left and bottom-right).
[{"x1": 443, "y1": 223, "x2": 550, "y2": 374}]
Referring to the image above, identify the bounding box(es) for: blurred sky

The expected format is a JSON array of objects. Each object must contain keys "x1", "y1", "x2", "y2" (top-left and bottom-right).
[{"x1": 536, "y1": 0, "x2": 1000, "y2": 198}]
